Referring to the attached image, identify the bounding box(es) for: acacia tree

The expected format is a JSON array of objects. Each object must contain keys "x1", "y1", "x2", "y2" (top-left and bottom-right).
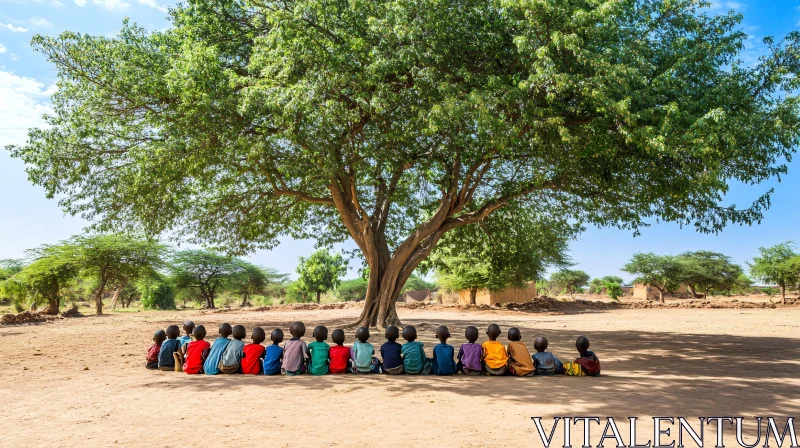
[
  {"x1": 296, "y1": 250, "x2": 348, "y2": 303},
  {"x1": 623, "y1": 253, "x2": 686, "y2": 302},
  {"x1": 171, "y1": 250, "x2": 241, "y2": 309},
  {"x1": 9, "y1": 0, "x2": 800, "y2": 327},
  {"x1": 230, "y1": 262, "x2": 287, "y2": 306},
  {"x1": 679, "y1": 251, "x2": 743, "y2": 297},
  {"x1": 749, "y1": 242, "x2": 798, "y2": 304},
  {"x1": 549, "y1": 270, "x2": 591, "y2": 300}
]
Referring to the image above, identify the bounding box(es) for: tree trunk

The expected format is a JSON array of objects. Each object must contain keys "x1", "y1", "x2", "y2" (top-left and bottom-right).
[
  {"x1": 47, "y1": 296, "x2": 59, "y2": 315},
  {"x1": 688, "y1": 284, "x2": 698, "y2": 298},
  {"x1": 469, "y1": 287, "x2": 477, "y2": 305},
  {"x1": 781, "y1": 284, "x2": 786, "y2": 305},
  {"x1": 110, "y1": 284, "x2": 125, "y2": 310},
  {"x1": 94, "y1": 277, "x2": 108, "y2": 315},
  {"x1": 658, "y1": 288, "x2": 665, "y2": 303},
  {"x1": 241, "y1": 293, "x2": 249, "y2": 307},
  {"x1": 316, "y1": 291, "x2": 321, "y2": 304}
]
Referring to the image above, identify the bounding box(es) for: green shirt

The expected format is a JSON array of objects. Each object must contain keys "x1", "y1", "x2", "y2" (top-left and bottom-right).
[{"x1": 307, "y1": 341, "x2": 330, "y2": 375}]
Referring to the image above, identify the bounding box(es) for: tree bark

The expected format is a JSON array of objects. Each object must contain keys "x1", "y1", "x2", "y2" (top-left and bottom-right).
[
  {"x1": 316, "y1": 291, "x2": 321, "y2": 304},
  {"x1": 658, "y1": 288, "x2": 665, "y2": 303},
  {"x1": 47, "y1": 296, "x2": 60, "y2": 315},
  {"x1": 241, "y1": 293, "x2": 249, "y2": 307},
  {"x1": 781, "y1": 284, "x2": 786, "y2": 305},
  {"x1": 110, "y1": 284, "x2": 125, "y2": 310},
  {"x1": 469, "y1": 287, "x2": 477, "y2": 305},
  {"x1": 94, "y1": 276, "x2": 108, "y2": 315}
]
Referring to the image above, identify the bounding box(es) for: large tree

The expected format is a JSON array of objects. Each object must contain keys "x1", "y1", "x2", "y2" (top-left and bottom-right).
[
  {"x1": 549, "y1": 270, "x2": 591, "y2": 300},
  {"x1": 678, "y1": 250, "x2": 743, "y2": 297},
  {"x1": 171, "y1": 250, "x2": 241, "y2": 309},
  {"x1": 749, "y1": 242, "x2": 798, "y2": 304},
  {"x1": 9, "y1": 0, "x2": 800, "y2": 327},
  {"x1": 623, "y1": 253, "x2": 686, "y2": 302}
]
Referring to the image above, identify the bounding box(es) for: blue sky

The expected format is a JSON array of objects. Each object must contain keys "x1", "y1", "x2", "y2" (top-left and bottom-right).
[{"x1": 0, "y1": 0, "x2": 798, "y2": 281}]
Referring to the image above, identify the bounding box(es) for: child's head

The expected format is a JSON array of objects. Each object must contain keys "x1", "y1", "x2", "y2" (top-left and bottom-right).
[
  {"x1": 182, "y1": 320, "x2": 195, "y2": 336},
  {"x1": 313, "y1": 325, "x2": 329, "y2": 342},
  {"x1": 165, "y1": 325, "x2": 180, "y2": 340},
  {"x1": 465, "y1": 326, "x2": 479, "y2": 343},
  {"x1": 193, "y1": 325, "x2": 207, "y2": 340},
  {"x1": 232, "y1": 325, "x2": 246, "y2": 341},
  {"x1": 385, "y1": 325, "x2": 399, "y2": 342},
  {"x1": 507, "y1": 327, "x2": 521, "y2": 342},
  {"x1": 486, "y1": 324, "x2": 501, "y2": 340},
  {"x1": 289, "y1": 321, "x2": 306, "y2": 338},
  {"x1": 332, "y1": 329, "x2": 345, "y2": 345},
  {"x1": 153, "y1": 329, "x2": 167, "y2": 344},
  {"x1": 251, "y1": 327, "x2": 266, "y2": 344},
  {"x1": 356, "y1": 327, "x2": 370, "y2": 343},
  {"x1": 435, "y1": 325, "x2": 450, "y2": 343},
  {"x1": 219, "y1": 323, "x2": 232, "y2": 338},
  {"x1": 270, "y1": 328, "x2": 284, "y2": 345},
  {"x1": 534, "y1": 336, "x2": 548, "y2": 352},
  {"x1": 402, "y1": 325, "x2": 417, "y2": 342},
  {"x1": 575, "y1": 335, "x2": 590, "y2": 354}
]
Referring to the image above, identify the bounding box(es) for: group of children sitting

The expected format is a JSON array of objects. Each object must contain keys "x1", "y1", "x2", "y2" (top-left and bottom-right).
[{"x1": 146, "y1": 320, "x2": 601, "y2": 377}]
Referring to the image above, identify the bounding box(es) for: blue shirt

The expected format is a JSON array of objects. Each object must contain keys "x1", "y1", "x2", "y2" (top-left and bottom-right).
[
  {"x1": 262, "y1": 345, "x2": 283, "y2": 375},
  {"x1": 351, "y1": 341, "x2": 375, "y2": 373},
  {"x1": 178, "y1": 334, "x2": 192, "y2": 350},
  {"x1": 380, "y1": 341, "x2": 403, "y2": 369},
  {"x1": 203, "y1": 337, "x2": 230, "y2": 375},
  {"x1": 158, "y1": 339, "x2": 181, "y2": 369},
  {"x1": 401, "y1": 341, "x2": 426, "y2": 374},
  {"x1": 431, "y1": 343, "x2": 456, "y2": 375},
  {"x1": 221, "y1": 339, "x2": 245, "y2": 366}
]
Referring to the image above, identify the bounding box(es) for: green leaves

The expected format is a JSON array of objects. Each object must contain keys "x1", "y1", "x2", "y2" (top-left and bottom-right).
[
  {"x1": 296, "y1": 250, "x2": 348, "y2": 300},
  {"x1": 748, "y1": 242, "x2": 799, "y2": 301}
]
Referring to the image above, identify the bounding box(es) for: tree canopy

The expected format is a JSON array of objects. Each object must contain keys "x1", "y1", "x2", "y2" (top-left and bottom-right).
[
  {"x1": 749, "y1": 242, "x2": 799, "y2": 304},
  {"x1": 296, "y1": 250, "x2": 348, "y2": 303},
  {"x1": 549, "y1": 270, "x2": 590, "y2": 300},
  {"x1": 171, "y1": 250, "x2": 241, "y2": 309},
  {"x1": 9, "y1": 0, "x2": 800, "y2": 327},
  {"x1": 678, "y1": 250, "x2": 743, "y2": 297},
  {"x1": 623, "y1": 253, "x2": 686, "y2": 302}
]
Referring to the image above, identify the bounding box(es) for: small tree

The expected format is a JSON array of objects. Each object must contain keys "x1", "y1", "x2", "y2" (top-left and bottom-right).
[
  {"x1": 171, "y1": 250, "x2": 240, "y2": 309},
  {"x1": 7, "y1": 255, "x2": 78, "y2": 314},
  {"x1": 296, "y1": 250, "x2": 348, "y2": 304},
  {"x1": 140, "y1": 279, "x2": 176, "y2": 310},
  {"x1": 623, "y1": 253, "x2": 685, "y2": 303},
  {"x1": 549, "y1": 270, "x2": 590, "y2": 300},
  {"x1": 749, "y1": 243, "x2": 799, "y2": 305},
  {"x1": 230, "y1": 262, "x2": 287, "y2": 307},
  {"x1": 679, "y1": 251, "x2": 743, "y2": 298},
  {"x1": 605, "y1": 282, "x2": 623, "y2": 301}
]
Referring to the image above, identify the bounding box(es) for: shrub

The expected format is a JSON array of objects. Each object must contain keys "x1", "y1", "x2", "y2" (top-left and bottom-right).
[
  {"x1": 605, "y1": 282, "x2": 623, "y2": 301},
  {"x1": 335, "y1": 278, "x2": 368, "y2": 301},
  {"x1": 140, "y1": 282, "x2": 176, "y2": 310}
]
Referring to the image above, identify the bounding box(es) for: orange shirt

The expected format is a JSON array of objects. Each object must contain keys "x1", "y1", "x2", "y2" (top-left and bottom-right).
[
  {"x1": 481, "y1": 340, "x2": 509, "y2": 369},
  {"x1": 506, "y1": 341, "x2": 535, "y2": 376}
]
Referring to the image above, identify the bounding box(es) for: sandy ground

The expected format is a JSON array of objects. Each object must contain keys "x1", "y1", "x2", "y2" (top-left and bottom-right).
[{"x1": 0, "y1": 306, "x2": 798, "y2": 447}]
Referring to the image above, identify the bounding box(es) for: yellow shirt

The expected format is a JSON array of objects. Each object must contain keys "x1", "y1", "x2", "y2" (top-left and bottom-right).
[{"x1": 481, "y1": 340, "x2": 509, "y2": 369}]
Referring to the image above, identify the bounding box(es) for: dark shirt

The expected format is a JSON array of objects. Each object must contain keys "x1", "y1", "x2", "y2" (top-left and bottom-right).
[
  {"x1": 431, "y1": 343, "x2": 456, "y2": 375},
  {"x1": 158, "y1": 339, "x2": 181, "y2": 368},
  {"x1": 380, "y1": 341, "x2": 403, "y2": 370}
]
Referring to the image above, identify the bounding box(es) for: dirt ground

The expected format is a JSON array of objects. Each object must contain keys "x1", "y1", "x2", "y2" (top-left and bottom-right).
[{"x1": 0, "y1": 305, "x2": 798, "y2": 447}]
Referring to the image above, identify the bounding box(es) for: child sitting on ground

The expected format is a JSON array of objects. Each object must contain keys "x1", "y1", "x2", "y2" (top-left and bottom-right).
[
  {"x1": 351, "y1": 327, "x2": 382, "y2": 373},
  {"x1": 506, "y1": 327, "x2": 535, "y2": 377},
  {"x1": 203, "y1": 323, "x2": 232, "y2": 375},
  {"x1": 482, "y1": 324, "x2": 509, "y2": 376},
  {"x1": 241, "y1": 327, "x2": 266, "y2": 375},
  {"x1": 328, "y1": 329, "x2": 351, "y2": 374},
  {"x1": 401, "y1": 325, "x2": 431, "y2": 375},
  {"x1": 431, "y1": 325, "x2": 457, "y2": 376},
  {"x1": 282, "y1": 322, "x2": 310, "y2": 375},
  {"x1": 173, "y1": 320, "x2": 195, "y2": 372},
  {"x1": 307, "y1": 325, "x2": 330, "y2": 375},
  {"x1": 158, "y1": 325, "x2": 182, "y2": 372},
  {"x1": 220, "y1": 325, "x2": 246, "y2": 374},
  {"x1": 183, "y1": 325, "x2": 211, "y2": 374},
  {"x1": 146, "y1": 329, "x2": 166, "y2": 370},
  {"x1": 532, "y1": 336, "x2": 563, "y2": 375},
  {"x1": 380, "y1": 326, "x2": 404, "y2": 375},
  {"x1": 262, "y1": 329, "x2": 284, "y2": 375},
  {"x1": 563, "y1": 335, "x2": 601, "y2": 376},
  {"x1": 457, "y1": 326, "x2": 483, "y2": 375}
]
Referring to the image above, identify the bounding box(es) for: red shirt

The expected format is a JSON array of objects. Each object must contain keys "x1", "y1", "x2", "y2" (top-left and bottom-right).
[
  {"x1": 329, "y1": 345, "x2": 351, "y2": 374},
  {"x1": 183, "y1": 340, "x2": 211, "y2": 374},
  {"x1": 146, "y1": 342, "x2": 161, "y2": 364},
  {"x1": 241, "y1": 343, "x2": 266, "y2": 374}
]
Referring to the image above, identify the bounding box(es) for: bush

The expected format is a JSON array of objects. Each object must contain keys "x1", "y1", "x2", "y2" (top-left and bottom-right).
[
  {"x1": 605, "y1": 282, "x2": 622, "y2": 301},
  {"x1": 284, "y1": 282, "x2": 307, "y2": 303},
  {"x1": 335, "y1": 278, "x2": 368, "y2": 301},
  {"x1": 140, "y1": 282, "x2": 176, "y2": 310}
]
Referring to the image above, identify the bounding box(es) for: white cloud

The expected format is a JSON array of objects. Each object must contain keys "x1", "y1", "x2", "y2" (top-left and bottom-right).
[
  {"x1": 0, "y1": 44, "x2": 6, "y2": 54},
  {"x1": 0, "y1": 23, "x2": 28, "y2": 33},
  {"x1": 706, "y1": 0, "x2": 746, "y2": 11},
  {"x1": 29, "y1": 17, "x2": 53, "y2": 28},
  {"x1": 0, "y1": 71, "x2": 55, "y2": 146},
  {"x1": 93, "y1": 0, "x2": 130, "y2": 10},
  {"x1": 136, "y1": 0, "x2": 167, "y2": 12},
  {"x1": 75, "y1": 0, "x2": 86, "y2": 5}
]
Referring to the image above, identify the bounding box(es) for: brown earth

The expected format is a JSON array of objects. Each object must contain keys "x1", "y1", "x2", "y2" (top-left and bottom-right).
[{"x1": 0, "y1": 305, "x2": 797, "y2": 447}]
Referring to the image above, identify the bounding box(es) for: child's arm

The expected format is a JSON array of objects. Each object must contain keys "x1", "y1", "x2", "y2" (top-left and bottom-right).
[{"x1": 201, "y1": 348, "x2": 210, "y2": 361}]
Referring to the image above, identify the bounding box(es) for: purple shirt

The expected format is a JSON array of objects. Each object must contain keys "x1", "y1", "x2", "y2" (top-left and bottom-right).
[
  {"x1": 281, "y1": 339, "x2": 309, "y2": 372},
  {"x1": 458, "y1": 343, "x2": 482, "y2": 371}
]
